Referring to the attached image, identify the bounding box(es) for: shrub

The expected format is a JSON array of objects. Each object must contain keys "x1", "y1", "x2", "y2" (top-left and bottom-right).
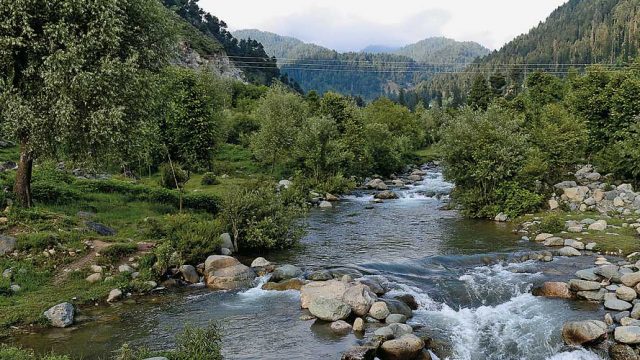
[
  {"x1": 539, "y1": 214, "x2": 565, "y2": 234},
  {"x1": 183, "y1": 193, "x2": 220, "y2": 213},
  {"x1": 163, "y1": 214, "x2": 222, "y2": 264},
  {"x1": 31, "y1": 181, "x2": 81, "y2": 204},
  {"x1": 201, "y1": 172, "x2": 219, "y2": 186},
  {"x1": 99, "y1": 243, "x2": 138, "y2": 262},
  {"x1": 493, "y1": 182, "x2": 544, "y2": 218},
  {"x1": 16, "y1": 232, "x2": 59, "y2": 252},
  {"x1": 159, "y1": 163, "x2": 190, "y2": 190},
  {"x1": 0, "y1": 345, "x2": 69, "y2": 360},
  {"x1": 220, "y1": 183, "x2": 306, "y2": 252},
  {"x1": 172, "y1": 322, "x2": 223, "y2": 360}
]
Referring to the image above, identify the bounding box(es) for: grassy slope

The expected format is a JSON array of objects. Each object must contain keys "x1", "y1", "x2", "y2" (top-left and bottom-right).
[{"x1": 0, "y1": 144, "x2": 270, "y2": 336}]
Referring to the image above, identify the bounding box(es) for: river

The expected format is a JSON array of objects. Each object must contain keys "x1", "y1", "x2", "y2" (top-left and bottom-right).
[{"x1": 16, "y1": 166, "x2": 609, "y2": 359}]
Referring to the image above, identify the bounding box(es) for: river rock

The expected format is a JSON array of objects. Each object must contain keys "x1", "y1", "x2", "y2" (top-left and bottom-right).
[
  {"x1": 307, "y1": 270, "x2": 333, "y2": 281},
  {"x1": 558, "y1": 247, "x2": 581, "y2": 257},
  {"x1": 367, "y1": 179, "x2": 388, "y2": 191},
  {"x1": 219, "y1": 233, "x2": 234, "y2": 252},
  {"x1": 534, "y1": 282, "x2": 572, "y2": 299},
  {"x1": 631, "y1": 303, "x2": 640, "y2": 319},
  {"x1": 565, "y1": 239, "x2": 585, "y2": 250},
  {"x1": 382, "y1": 299, "x2": 413, "y2": 318},
  {"x1": 575, "y1": 268, "x2": 599, "y2": 281},
  {"x1": 44, "y1": 303, "x2": 75, "y2": 328},
  {"x1": 622, "y1": 272, "x2": 640, "y2": 287},
  {"x1": 561, "y1": 320, "x2": 607, "y2": 345},
  {"x1": 555, "y1": 181, "x2": 577, "y2": 189},
  {"x1": 342, "y1": 284, "x2": 377, "y2": 316},
  {"x1": 330, "y1": 268, "x2": 364, "y2": 280},
  {"x1": 615, "y1": 312, "x2": 632, "y2": 323},
  {"x1": 374, "y1": 326, "x2": 395, "y2": 339},
  {"x1": 618, "y1": 286, "x2": 638, "y2": 302},
  {"x1": 394, "y1": 294, "x2": 419, "y2": 310},
  {"x1": 204, "y1": 255, "x2": 256, "y2": 290},
  {"x1": 358, "y1": 278, "x2": 385, "y2": 295},
  {"x1": 616, "y1": 326, "x2": 640, "y2": 344},
  {"x1": 588, "y1": 220, "x2": 608, "y2": 231},
  {"x1": 86, "y1": 273, "x2": 102, "y2": 283},
  {"x1": 326, "y1": 193, "x2": 339, "y2": 202},
  {"x1": 319, "y1": 201, "x2": 333, "y2": 208},
  {"x1": 544, "y1": 237, "x2": 565, "y2": 247},
  {"x1": 386, "y1": 314, "x2": 407, "y2": 324},
  {"x1": 379, "y1": 334, "x2": 425, "y2": 360},
  {"x1": 353, "y1": 317, "x2": 365, "y2": 332},
  {"x1": 494, "y1": 213, "x2": 508, "y2": 222},
  {"x1": 300, "y1": 280, "x2": 350, "y2": 309},
  {"x1": 0, "y1": 235, "x2": 16, "y2": 255},
  {"x1": 341, "y1": 346, "x2": 377, "y2": 360},
  {"x1": 278, "y1": 180, "x2": 292, "y2": 189},
  {"x1": 586, "y1": 242, "x2": 598, "y2": 251},
  {"x1": 569, "y1": 279, "x2": 601, "y2": 291},
  {"x1": 309, "y1": 297, "x2": 351, "y2": 321},
  {"x1": 179, "y1": 265, "x2": 199, "y2": 283},
  {"x1": 262, "y1": 278, "x2": 305, "y2": 291},
  {"x1": 331, "y1": 320, "x2": 353, "y2": 334},
  {"x1": 620, "y1": 317, "x2": 640, "y2": 327},
  {"x1": 251, "y1": 257, "x2": 271, "y2": 268},
  {"x1": 595, "y1": 265, "x2": 622, "y2": 282},
  {"x1": 577, "y1": 289, "x2": 607, "y2": 302},
  {"x1": 369, "y1": 301, "x2": 390, "y2": 320},
  {"x1": 535, "y1": 233, "x2": 554, "y2": 242},
  {"x1": 609, "y1": 344, "x2": 638, "y2": 360},
  {"x1": 271, "y1": 265, "x2": 303, "y2": 282},
  {"x1": 107, "y1": 288, "x2": 123, "y2": 303},
  {"x1": 606, "y1": 299, "x2": 633, "y2": 311},
  {"x1": 375, "y1": 191, "x2": 399, "y2": 200},
  {"x1": 86, "y1": 222, "x2": 116, "y2": 236}
]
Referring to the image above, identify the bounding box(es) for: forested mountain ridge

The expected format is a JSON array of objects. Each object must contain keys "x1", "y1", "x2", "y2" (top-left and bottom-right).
[
  {"x1": 232, "y1": 29, "x2": 489, "y2": 99},
  {"x1": 414, "y1": 0, "x2": 640, "y2": 108}
]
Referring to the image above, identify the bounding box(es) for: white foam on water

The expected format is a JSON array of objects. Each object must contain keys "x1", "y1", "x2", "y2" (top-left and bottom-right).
[
  {"x1": 237, "y1": 274, "x2": 301, "y2": 301},
  {"x1": 546, "y1": 350, "x2": 603, "y2": 360}
]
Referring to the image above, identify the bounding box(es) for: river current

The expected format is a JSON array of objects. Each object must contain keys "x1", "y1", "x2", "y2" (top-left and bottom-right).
[{"x1": 17, "y1": 167, "x2": 609, "y2": 359}]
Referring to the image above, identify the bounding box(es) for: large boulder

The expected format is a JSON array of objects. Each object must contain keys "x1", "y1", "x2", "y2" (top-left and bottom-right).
[
  {"x1": 308, "y1": 297, "x2": 351, "y2": 321},
  {"x1": 575, "y1": 268, "x2": 599, "y2": 281},
  {"x1": 615, "y1": 326, "x2": 640, "y2": 344},
  {"x1": 369, "y1": 301, "x2": 390, "y2": 320},
  {"x1": 300, "y1": 280, "x2": 350, "y2": 309},
  {"x1": 605, "y1": 299, "x2": 633, "y2": 311},
  {"x1": 588, "y1": 220, "x2": 608, "y2": 231},
  {"x1": 561, "y1": 320, "x2": 607, "y2": 346},
  {"x1": 179, "y1": 265, "x2": 200, "y2": 283},
  {"x1": 330, "y1": 320, "x2": 353, "y2": 334},
  {"x1": 533, "y1": 282, "x2": 572, "y2": 299},
  {"x1": 0, "y1": 235, "x2": 16, "y2": 255},
  {"x1": 251, "y1": 257, "x2": 271, "y2": 268},
  {"x1": 558, "y1": 247, "x2": 581, "y2": 257},
  {"x1": 367, "y1": 179, "x2": 388, "y2": 191},
  {"x1": 262, "y1": 278, "x2": 305, "y2": 291},
  {"x1": 204, "y1": 255, "x2": 256, "y2": 290},
  {"x1": 622, "y1": 272, "x2": 640, "y2": 287},
  {"x1": 219, "y1": 233, "x2": 234, "y2": 252},
  {"x1": 381, "y1": 299, "x2": 413, "y2": 318},
  {"x1": 379, "y1": 334, "x2": 425, "y2": 360},
  {"x1": 271, "y1": 265, "x2": 303, "y2": 282},
  {"x1": 342, "y1": 284, "x2": 377, "y2": 316},
  {"x1": 595, "y1": 265, "x2": 622, "y2": 282},
  {"x1": 44, "y1": 302, "x2": 75, "y2": 328},
  {"x1": 307, "y1": 270, "x2": 333, "y2": 281},
  {"x1": 374, "y1": 191, "x2": 399, "y2": 200},
  {"x1": 617, "y1": 286, "x2": 638, "y2": 302},
  {"x1": 609, "y1": 344, "x2": 638, "y2": 360},
  {"x1": 86, "y1": 222, "x2": 116, "y2": 236},
  {"x1": 341, "y1": 346, "x2": 377, "y2": 360},
  {"x1": 568, "y1": 279, "x2": 601, "y2": 292}
]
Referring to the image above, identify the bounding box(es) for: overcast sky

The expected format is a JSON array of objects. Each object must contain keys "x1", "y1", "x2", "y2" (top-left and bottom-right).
[{"x1": 199, "y1": 0, "x2": 569, "y2": 51}]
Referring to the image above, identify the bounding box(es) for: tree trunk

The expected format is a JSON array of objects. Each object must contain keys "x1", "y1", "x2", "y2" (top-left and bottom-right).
[{"x1": 14, "y1": 138, "x2": 33, "y2": 207}]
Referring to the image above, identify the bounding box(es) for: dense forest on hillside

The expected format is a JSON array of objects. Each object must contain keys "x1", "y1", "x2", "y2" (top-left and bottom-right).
[
  {"x1": 414, "y1": 0, "x2": 640, "y2": 108},
  {"x1": 233, "y1": 30, "x2": 488, "y2": 99}
]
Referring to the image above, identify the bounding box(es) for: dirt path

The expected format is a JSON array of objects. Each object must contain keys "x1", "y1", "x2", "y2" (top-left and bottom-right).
[{"x1": 53, "y1": 240, "x2": 111, "y2": 285}]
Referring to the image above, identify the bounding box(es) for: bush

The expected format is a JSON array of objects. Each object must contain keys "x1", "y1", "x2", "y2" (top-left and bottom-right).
[
  {"x1": 159, "y1": 163, "x2": 190, "y2": 190},
  {"x1": 164, "y1": 214, "x2": 222, "y2": 264},
  {"x1": 201, "y1": 172, "x2": 219, "y2": 186},
  {"x1": 99, "y1": 243, "x2": 138, "y2": 263},
  {"x1": 172, "y1": 322, "x2": 223, "y2": 360},
  {"x1": 16, "y1": 232, "x2": 59, "y2": 252},
  {"x1": 220, "y1": 183, "x2": 306, "y2": 252},
  {"x1": 493, "y1": 182, "x2": 544, "y2": 218},
  {"x1": 183, "y1": 193, "x2": 220, "y2": 213},
  {"x1": 539, "y1": 213, "x2": 565, "y2": 234},
  {"x1": 31, "y1": 181, "x2": 81, "y2": 204},
  {"x1": 0, "y1": 345, "x2": 69, "y2": 360}
]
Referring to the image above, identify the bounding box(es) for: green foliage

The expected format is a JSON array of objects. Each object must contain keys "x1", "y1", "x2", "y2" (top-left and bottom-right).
[
  {"x1": 157, "y1": 67, "x2": 231, "y2": 171},
  {"x1": 201, "y1": 172, "x2": 219, "y2": 186},
  {"x1": 493, "y1": 182, "x2": 544, "y2": 218},
  {"x1": 153, "y1": 214, "x2": 222, "y2": 265},
  {"x1": 0, "y1": 345, "x2": 69, "y2": 360},
  {"x1": 159, "y1": 163, "x2": 190, "y2": 190},
  {"x1": 598, "y1": 119, "x2": 640, "y2": 180},
  {"x1": 16, "y1": 232, "x2": 59, "y2": 252},
  {"x1": 220, "y1": 183, "x2": 305, "y2": 252},
  {"x1": 99, "y1": 243, "x2": 138, "y2": 263},
  {"x1": 539, "y1": 213, "x2": 565, "y2": 234},
  {"x1": 467, "y1": 75, "x2": 493, "y2": 110}
]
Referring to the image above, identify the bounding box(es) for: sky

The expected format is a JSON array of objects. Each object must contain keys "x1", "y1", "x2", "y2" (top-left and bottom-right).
[{"x1": 200, "y1": 0, "x2": 569, "y2": 52}]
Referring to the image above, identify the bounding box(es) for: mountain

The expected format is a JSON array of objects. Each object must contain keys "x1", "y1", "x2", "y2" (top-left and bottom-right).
[
  {"x1": 415, "y1": 0, "x2": 640, "y2": 107},
  {"x1": 232, "y1": 29, "x2": 490, "y2": 100},
  {"x1": 362, "y1": 45, "x2": 401, "y2": 54},
  {"x1": 393, "y1": 37, "x2": 489, "y2": 64}
]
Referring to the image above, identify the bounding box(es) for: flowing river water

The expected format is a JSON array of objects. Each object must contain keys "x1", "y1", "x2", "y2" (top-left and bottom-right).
[{"x1": 15, "y1": 167, "x2": 612, "y2": 359}]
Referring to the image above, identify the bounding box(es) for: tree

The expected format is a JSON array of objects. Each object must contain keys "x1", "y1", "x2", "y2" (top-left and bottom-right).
[
  {"x1": 294, "y1": 116, "x2": 339, "y2": 181},
  {"x1": 251, "y1": 85, "x2": 308, "y2": 172},
  {"x1": 158, "y1": 67, "x2": 230, "y2": 171},
  {"x1": 467, "y1": 75, "x2": 492, "y2": 110},
  {"x1": 0, "y1": 0, "x2": 174, "y2": 206}
]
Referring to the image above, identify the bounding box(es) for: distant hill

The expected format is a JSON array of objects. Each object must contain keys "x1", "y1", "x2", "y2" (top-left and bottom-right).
[
  {"x1": 233, "y1": 29, "x2": 490, "y2": 99},
  {"x1": 393, "y1": 37, "x2": 489, "y2": 64},
  {"x1": 362, "y1": 45, "x2": 401, "y2": 54}
]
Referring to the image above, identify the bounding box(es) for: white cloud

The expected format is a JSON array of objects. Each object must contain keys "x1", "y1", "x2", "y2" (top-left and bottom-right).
[{"x1": 199, "y1": 0, "x2": 568, "y2": 51}]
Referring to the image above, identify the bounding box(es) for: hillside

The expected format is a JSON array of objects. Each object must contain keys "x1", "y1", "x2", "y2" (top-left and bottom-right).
[
  {"x1": 233, "y1": 29, "x2": 489, "y2": 99},
  {"x1": 415, "y1": 0, "x2": 640, "y2": 107}
]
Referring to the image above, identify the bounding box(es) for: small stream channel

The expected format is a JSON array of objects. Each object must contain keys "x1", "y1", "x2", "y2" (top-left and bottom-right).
[{"x1": 14, "y1": 167, "x2": 610, "y2": 359}]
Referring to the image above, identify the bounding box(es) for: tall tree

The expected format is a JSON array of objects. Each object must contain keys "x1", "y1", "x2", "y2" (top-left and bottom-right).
[
  {"x1": 0, "y1": 0, "x2": 175, "y2": 206},
  {"x1": 467, "y1": 75, "x2": 493, "y2": 110}
]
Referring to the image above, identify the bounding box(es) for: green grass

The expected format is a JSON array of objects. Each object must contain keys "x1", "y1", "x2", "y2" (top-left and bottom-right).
[
  {"x1": 0, "y1": 344, "x2": 69, "y2": 360},
  {"x1": 0, "y1": 145, "x2": 19, "y2": 163},
  {"x1": 519, "y1": 211, "x2": 640, "y2": 255}
]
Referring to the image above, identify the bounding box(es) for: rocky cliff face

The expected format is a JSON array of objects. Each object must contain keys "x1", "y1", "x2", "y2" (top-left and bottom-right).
[{"x1": 175, "y1": 43, "x2": 245, "y2": 82}]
